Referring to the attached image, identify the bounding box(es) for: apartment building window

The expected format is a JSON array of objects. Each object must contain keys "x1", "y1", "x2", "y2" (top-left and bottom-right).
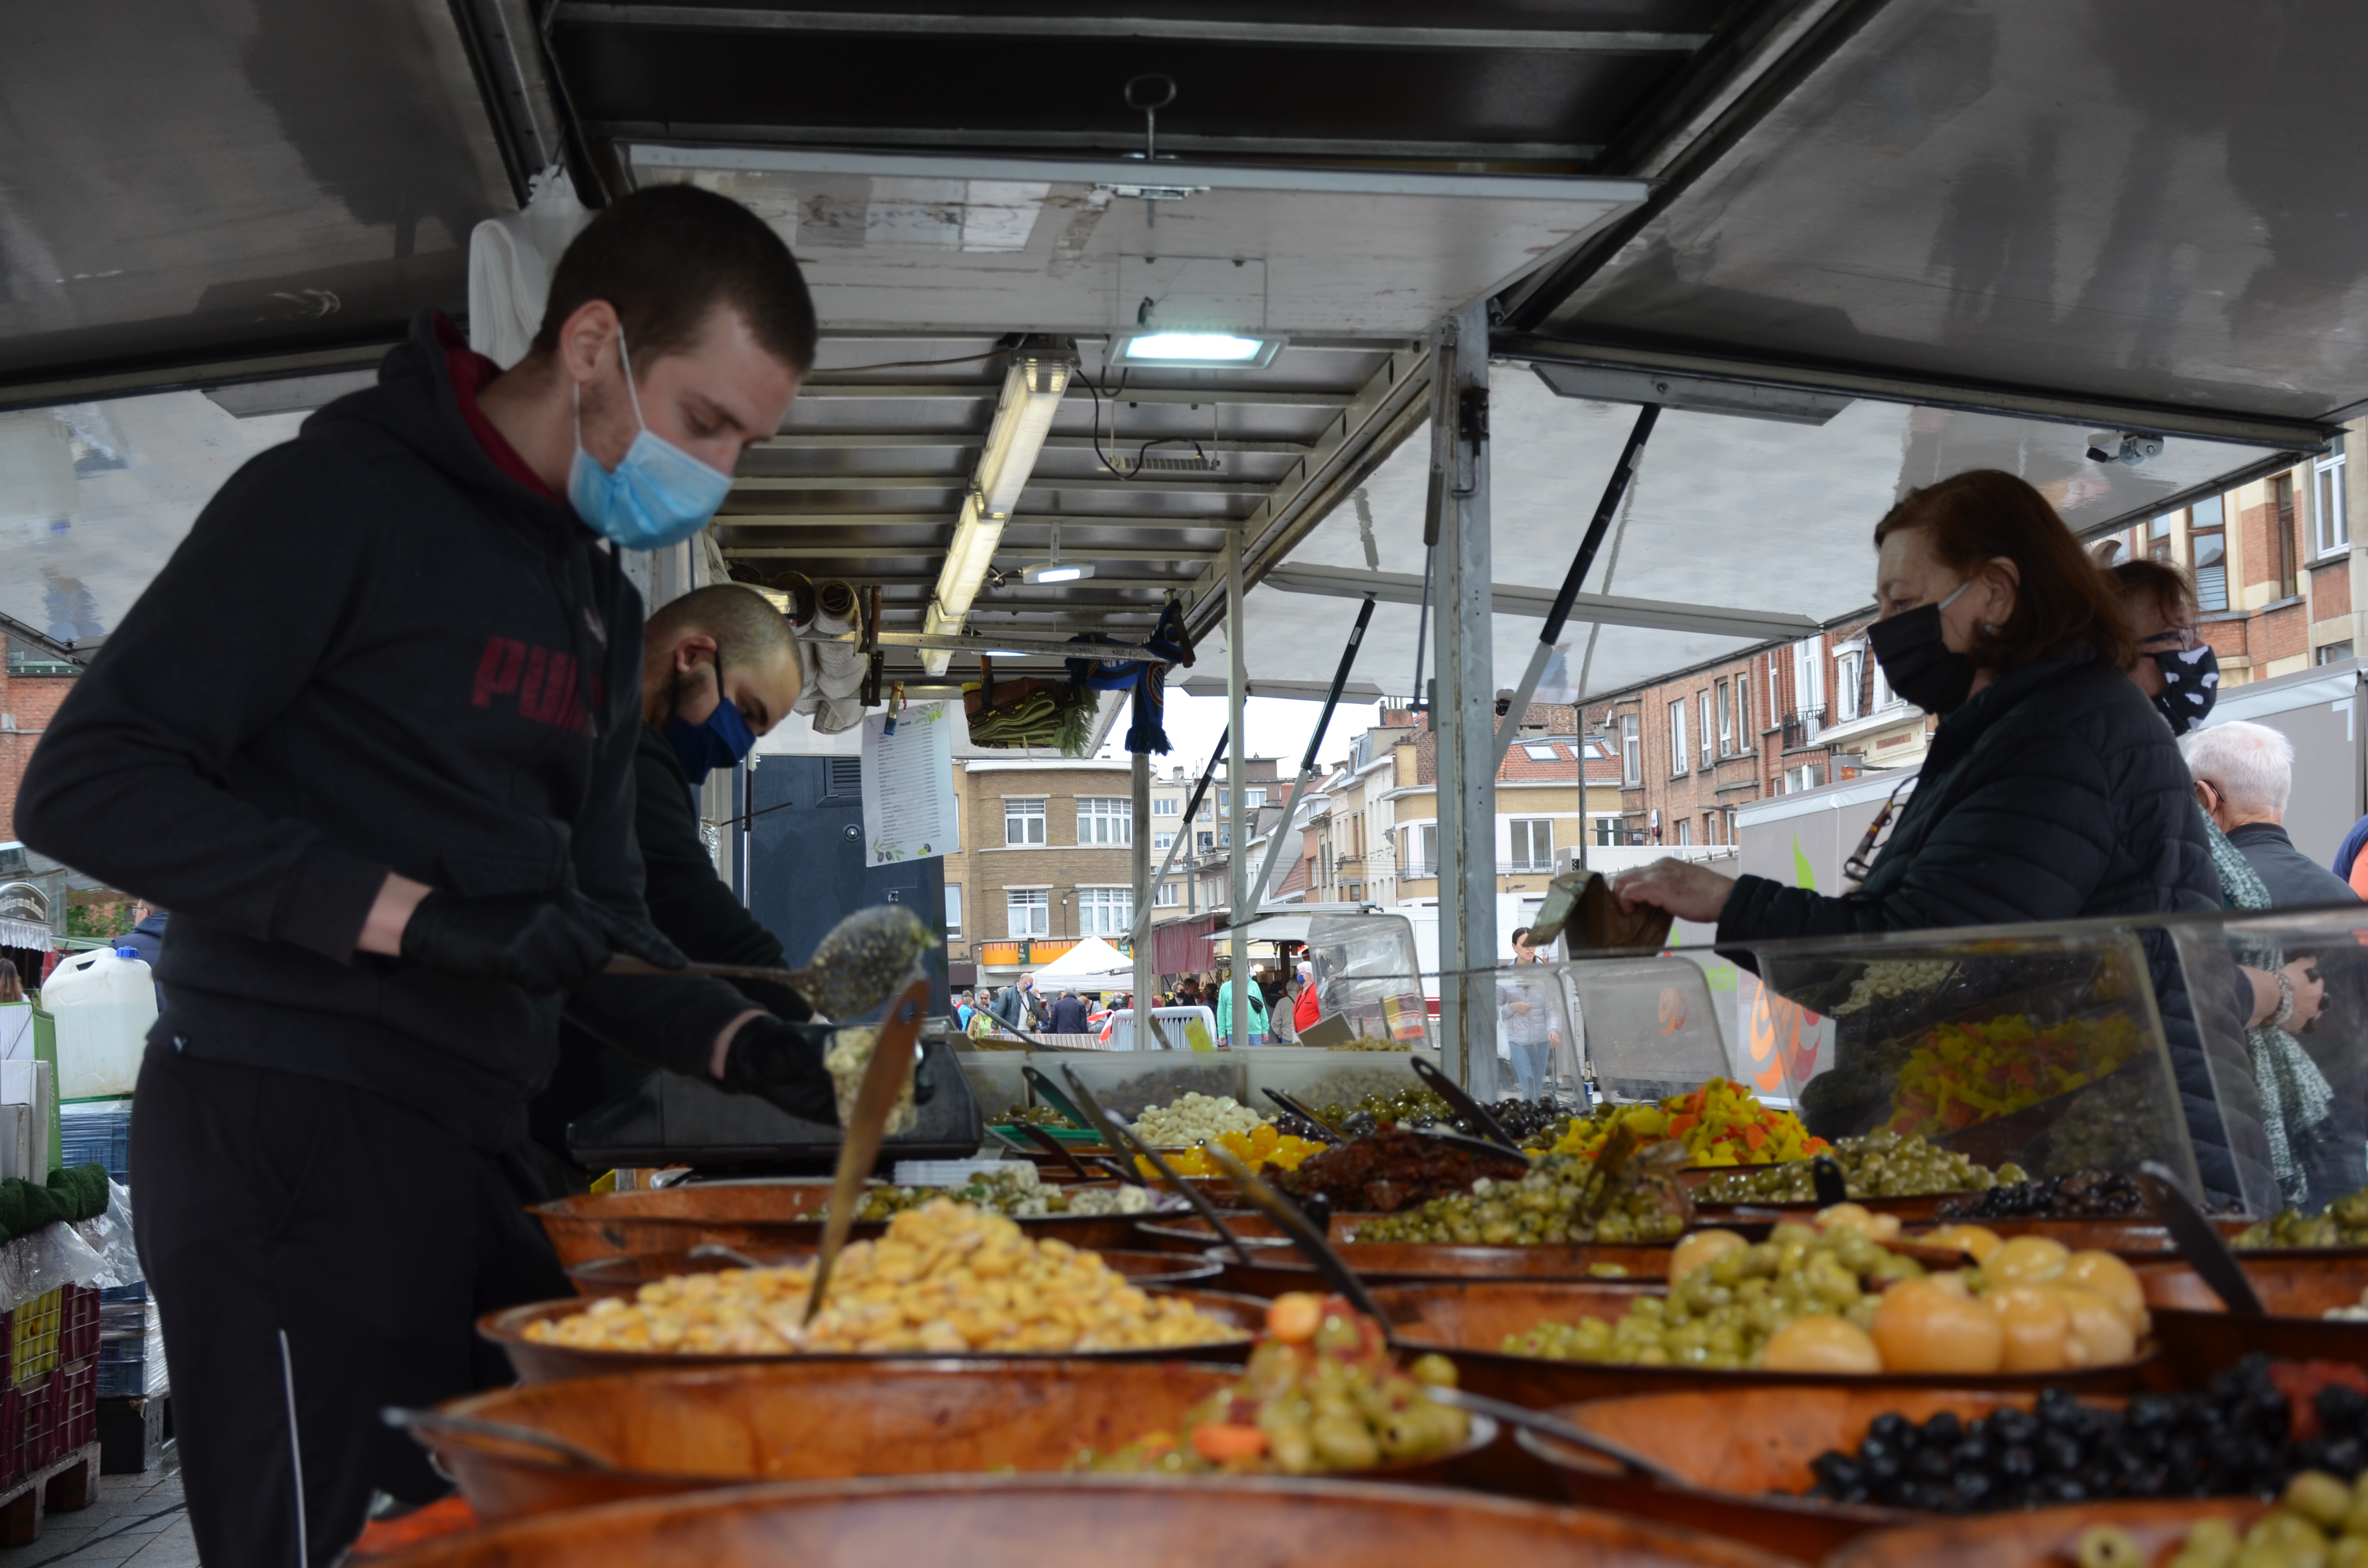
[
  {"x1": 1005, "y1": 797, "x2": 1046, "y2": 845},
  {"x1": 1246, "y1": 788, "x2": 1267, "y2": 808},
  {"x1": 1077, "y1": 887, "x2": 1132, "y2": 936},
  {"x1": 1006, "y1": 889, "x2": 1049, "y2": 937},
  {"x1": 2149, "y1": 513, "x2": 2174, "y2": 564},
  {"x1": 1871, "y1": 654, "x2": 1894, "y2": 711},
  {"x1": 1834, "y1": 645, "x2": 1863, "y2": 722},
  {"x1": 2275, "y1": 474, "x2": 2299, "y2": 600},
  {"x1": 1792, "y1": 637, "x2": 1825, "y2": 741},
  {"x1": 2319, "y1": 435, "x2": 2351, "y2": 557},
  {"x1": 1700, "y1": 691, "x2": 1714, "y2": 767},
  {"x1": 1076, "y1": 796, "x2": 1130, "y2": 845},
  {"x1": 1509, "y1": 819, "x2": 1553, "y2": 871},
  {"x1": 1725, "y1": 808, "x2": 1738, "y2": 842},
  {"x1": 1620, "y1": 714, "x2": 1640, "y2": 784},
  {"x1": 1703, "y1": 812, "x2": 1717, "y2": 845},
  {"x1": 1153, "y1": 832, "x2": 1174, "y2": 851},
  {"x1": 1734, "y1": 673, "x2": 1749, "y2": 744},
  {"x1": 2190, "y1": 496, "x2": 2228, "y2": 611},
  {"x1": 1716, "y1": 680, "x2": 1734, "y2": 755},
  {"x1": 1155, "y1": 880, "x2": 1181, "y2": 906},
  {"x1": 1675, "y1": 818, "x2": 1692, "y2": 845},
  {"x1": 945, "y1": 885, "x2": 963, "y2": 940},
  {"x1": 1405, "y1": 822, "x2": 1438, "y2": 877},
  {"x1": 1217, "y1": 789, "x2": 1229, "y2": 811},
  {"x1": 1594, "y1": 817, "x2": 1618, "y2": 847},
  {"x1": 1196, "y1": 830, "x2": 1215, "y2": 852},
  {"x1": 2320, "y1": 642, "x2": 2355, "y2": 666},
  {"x1": 1152, "y1": 796, "x2": 1180, "y2": 817},
  {"x1": 1668, "y1": 699, "x2": 1688, "y2": 775}
]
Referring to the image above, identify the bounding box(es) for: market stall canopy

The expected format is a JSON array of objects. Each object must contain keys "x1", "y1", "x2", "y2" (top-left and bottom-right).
[{"x1": 1028, "y1": 936, "x2": 1135, "y2": 984}]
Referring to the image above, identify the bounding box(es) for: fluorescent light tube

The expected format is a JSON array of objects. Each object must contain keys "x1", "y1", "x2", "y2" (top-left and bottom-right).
[{"x1": 920, "y1": 349, "x2": 1073, "y2": 674}]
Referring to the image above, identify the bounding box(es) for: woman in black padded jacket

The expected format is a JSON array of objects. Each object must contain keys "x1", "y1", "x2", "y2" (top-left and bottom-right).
[{"x1": 1613, "y1": 470, "x2": 2264, "y2": 1205}]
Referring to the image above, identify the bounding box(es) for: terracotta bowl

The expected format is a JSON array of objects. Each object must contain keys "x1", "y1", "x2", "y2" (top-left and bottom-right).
[
  {"x1": 360, "y1": 1472, "x2": 1806, "y2": 1568},
  {"x1": 416, "y1": 1357, "x2": 1498, "y2": 1522},
  {"x1": 1694, "y1": 1194, "x2": 1951, "y2": 1222},
  {"x1": 530, "y1": 1183, "x2": 1176, "y2": 1267},
  {"x1": 480, "y1": 1286, "x2": 1267, "y2": 1384},
  {"x1": 1133, "y1": 1211, "x2": 1374, "y2": 1253},
  {"x1": 1824, "y1": 1497, "x2": 2265, "y2": 1568},
  {"x1": 1209, "y1": 1240, "x2": 1670, "y2": 1298},
  {"x1": 1371, "y1": 1280, "x2": 2158, "y2": 1409},
  {"x1": 2133, "y1": 1252, "x2": 2368, "y2": 1381},
  {"x1": 1518, "y1": 1386, "x2": 2049, "y2": 1561},
  {"x1": 564, "y1": 1245, "x2": 1222, "y2": 1300}
]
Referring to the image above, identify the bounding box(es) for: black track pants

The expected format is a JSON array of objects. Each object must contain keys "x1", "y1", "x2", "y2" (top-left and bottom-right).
[{"x1": 129, "y1": 1044, "x2": 570, "y2": 1566}]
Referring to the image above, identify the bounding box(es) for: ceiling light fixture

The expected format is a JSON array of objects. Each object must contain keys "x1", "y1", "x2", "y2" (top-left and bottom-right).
[
  {"x1": 1109, "y1": 330, "x2": 1283, "y2": 370},
  {"x1": 921, "y1": 344, "x2": 1073, "y2": 673},
  {"x1": 1021, "y1": 521, "x2": 1097, "y2": 586}
]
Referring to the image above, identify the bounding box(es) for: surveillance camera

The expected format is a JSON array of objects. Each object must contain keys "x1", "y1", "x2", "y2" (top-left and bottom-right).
[{"x1": 2085, "y1": 432, "x2": 2165, "y2": 466}]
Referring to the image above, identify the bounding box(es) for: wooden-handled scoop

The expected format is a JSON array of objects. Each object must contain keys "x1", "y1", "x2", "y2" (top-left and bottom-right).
[{"x1": 803, "y1": 974, "x2": 933, "y2": 1326}]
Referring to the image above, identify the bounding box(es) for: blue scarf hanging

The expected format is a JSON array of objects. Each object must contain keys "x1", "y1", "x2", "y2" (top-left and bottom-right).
[{"x1": 1068, "y1": 600, "x2": 1194, "y2": 755}]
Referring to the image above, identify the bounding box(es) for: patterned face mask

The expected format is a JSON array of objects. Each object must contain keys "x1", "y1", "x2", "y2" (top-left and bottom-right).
[{"x1": 2151, "y1": 642, "x2": 2220, "y2": 734}]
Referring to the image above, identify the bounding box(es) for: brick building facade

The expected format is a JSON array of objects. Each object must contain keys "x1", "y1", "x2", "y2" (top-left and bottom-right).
[
  {"x1": 938, "y1": 757, "x2": 1143, "y2": 982},
  {"x1": 0, "y1": 655, "x2": 76, "y2": 845}
]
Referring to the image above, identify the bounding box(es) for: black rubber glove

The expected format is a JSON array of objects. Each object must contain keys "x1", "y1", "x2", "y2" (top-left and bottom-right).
[
  {"x1": 718, "y1": 1015, "x2": 840, "y2": 1124},
  {"x1": 582, "y1": 902, "x2": 688, "y2": 972},
  {"x1": 399, "y1": 890, "x2": 631, "y2": 994}
]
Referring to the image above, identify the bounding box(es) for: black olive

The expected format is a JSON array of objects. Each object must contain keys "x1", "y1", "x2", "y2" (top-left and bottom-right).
[
  {"x1": 2321, "y1": 1386, "x2": 2368, "y2": 1438},
  {"x1": 1811, "y1": 1452, "x2": 1864, "y2": 1493},
  {"x1": 1909, "y1": 1447, "x2": 1953, "y2": 1482},
  {"x1": 1952, "y1": 1470, "x2": 1995, "y2": 1505},
  {"x1": 1868, "y1": 1413, "x2": 1912, "y2": 1447},
  {"x1": 1923, "y1": 1412, "x2": 1963, "y2": 1447},
  {"x1": 1867, "y1": 1454, "x2": 1901, "y2": 1485},
  {"x1": 1990, "y1": 1409, "x2": 2038, "y2": 1446},
  {"x1": 1999, "y1": 1444, "x2": 2036, "y2": 1480},
  {"x1": 2039, "y1": 1433, "x2": 2085, "y2": 1475}
]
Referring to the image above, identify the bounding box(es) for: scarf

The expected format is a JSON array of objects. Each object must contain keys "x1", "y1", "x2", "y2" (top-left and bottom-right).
[{"x1": 2208, "y1": 815, "x2": 2333, "y2": 1207}]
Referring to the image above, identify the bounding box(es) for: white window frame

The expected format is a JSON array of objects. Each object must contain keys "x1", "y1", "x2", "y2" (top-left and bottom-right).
[
  {"x1": 1405, "y1": 822, "x2": 1438, "y2": 878},
  {"x1": 1075, "y1": 796, "x2": 1131, "y2": 846},
  {"x1": 1076, "y1": 886, "x2": 1133, "y2": 937},
  {"x1": 1834, "y1": 645, "x2": 1863, "y2": 723},
  {"x1": 944, "y1": 884, "x2": 963, "y2": 939},
  {"x1": 1716, "y1": 679, "x2": 1733, "y2": 755},
  {"x1": 1154, "y1": 880, "x2": 1181, "y2": 907},
  {"x1": 2318, "y1": 435, "x2": 2350, "y2": 557},
  {"x1": 1004, "y1": 797, "x2": 1046, "y2": 846},
  {"x1": 1152, "y1": 796, "x2": 1180, "y2": 817},
  {"x1": 1668, "y1": 699, "x2": 1688, "y2": 776},
  {"x1": 1152, "y1": 831, "x2": 1175, "y2": 851},
  {"x1": 1620, "y1": 714, "x2": 1640, "y2": 784},
  {"x1": 2191, "y1": 495, "x2": 2229, "y2": 612},
  {"x1": 1508, "y1": 818, "x2": 1553, "y2": 871},
  {"x1": 1735, "y1": 673, "x2": 1750, "y2": 745},
  {"x1": 1006, "y1": 888, "x2": 1049, "y2": 937},
  {"x1": 1246, "y1": 787, "x2": 1267, "y2": 808},
  {"x1": 1699, "y1": 691, "x2": 1714, "y2": 766}
]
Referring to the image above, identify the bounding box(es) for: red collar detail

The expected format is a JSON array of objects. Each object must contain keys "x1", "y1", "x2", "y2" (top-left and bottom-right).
[{"x1": 434, "y1": 314, "x2": 556, "y2": 501}]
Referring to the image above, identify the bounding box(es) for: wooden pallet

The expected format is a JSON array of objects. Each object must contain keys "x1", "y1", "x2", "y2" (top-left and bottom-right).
[{"x1": 0, "y1": 1440, "x2": 101, "y2": 1546}]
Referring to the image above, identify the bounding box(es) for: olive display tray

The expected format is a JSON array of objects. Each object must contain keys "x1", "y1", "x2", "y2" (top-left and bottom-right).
[
  {"x1": 423, "y1": 1359, "x2": 1496, "y2": 1523},
  {"x1": 530, "y1": 1183, "x2": 1184, "y2": 1267},
  {"x1": 1824, "y1": 1497, "x2": 2266, "y2": 1568},
  {"x1": 1370, "y1": 1280, "x2": 2158, "y2": 1409},
  {"x1": 565, "y1": 1246, "x2": 1223, "y2": 1300},
  {"x1": 1519, "y1": 1386, "x2": 2046, "y2": 1561},
  {"x1": 357, "y1": 1472, "x2": 1803, "y2": 1568},
  {"x1": 479, "y1": 1286, "x2": 1266, "y2": 1384}
]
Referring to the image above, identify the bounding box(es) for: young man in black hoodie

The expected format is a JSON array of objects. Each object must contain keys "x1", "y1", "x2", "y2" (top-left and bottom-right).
[{"x1": 17, "y1": 185, "x2": 841, "y2": 1565}]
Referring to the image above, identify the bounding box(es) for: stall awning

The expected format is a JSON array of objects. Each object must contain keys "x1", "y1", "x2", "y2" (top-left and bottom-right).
[{"x1": 0, "y1": 919, "x2": 52, "y2": 952}]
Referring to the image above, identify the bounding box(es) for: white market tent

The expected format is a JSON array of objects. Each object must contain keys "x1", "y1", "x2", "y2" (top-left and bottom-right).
[{"x1": 1027, "y1": 936, "x2": 1135, "y2": 987}]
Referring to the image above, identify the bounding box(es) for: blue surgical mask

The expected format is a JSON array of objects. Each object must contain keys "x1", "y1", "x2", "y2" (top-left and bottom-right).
[
  {"x1": 666, "y1": 656, "x2": 756, "y2": 786},
  {"x1": 567, "y1": 329, "x2": 733, "y2": 551}
]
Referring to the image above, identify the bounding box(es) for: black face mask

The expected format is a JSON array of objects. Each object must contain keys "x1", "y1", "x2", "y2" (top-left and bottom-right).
[
  {"x1": 1867, "y1": 579, "x2": 1978, "y2": 715},
  {"x1": 2151, "y1": 642, "x2": 2220, "y2": 734}
]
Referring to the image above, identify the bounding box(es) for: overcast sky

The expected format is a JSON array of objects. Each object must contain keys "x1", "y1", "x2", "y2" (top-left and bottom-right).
[{"x1": 1095, "y1": 690, "x2": 1386, "y2": 780}]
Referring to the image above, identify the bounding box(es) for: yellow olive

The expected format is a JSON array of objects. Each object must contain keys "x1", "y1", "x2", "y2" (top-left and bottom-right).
[
  {"x1": 1760, "y1": 1313, "x2": 1883, "y2": 1373},
  {"x1": 1672, "y1": 1229, "x2": 1749, "y2": 1281},
  {"x1": 1986, "y1": 1285, "x2": 2073, "y2": 1372},
  {"x1": 2062, "y1": 1250, "x2": 2149, "y2": 1336},
  {"x1": 1871, "y1": 1277, "x2": 2005, "y2": 1373},
  {"x1": 1986, "y1": 1235, "x2": 2072, "y2": 1286},
  {"x1": 1924, "y1": 1224, "x2": 2004, "y2": 1262}
]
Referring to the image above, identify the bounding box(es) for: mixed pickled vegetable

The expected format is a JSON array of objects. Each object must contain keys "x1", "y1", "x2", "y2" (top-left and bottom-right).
[
  {"x1": 1278, "y1": 1126, "x2": 1529, "y2": 1215},
  {"x1": 1071, "y1": 1293, "x2": 1469, "y2": 1475},
  {"x1": 524, "y1": 1200, "x2": 1243, "y2": 1356},
  {"x1": 1552, "y1": 1079, "x2": 1826, "y2": 1167},
  {"x1": 1132, "y1": 1093, "x2": 1267, "y2": 1147},
  {"x1": 834, "y1": 1167, "x2": 1172, "y2": 1221},
  {"x1": 1142, "y1": 1123, "x2": 1328, "y2": 1179},
  {"x1": 1886, "y1": 1012, "x2": 2142, "y2": 1137},
  {"x1": 1698, "y1": 1130, "x2": 2021, "y2": 1204}
]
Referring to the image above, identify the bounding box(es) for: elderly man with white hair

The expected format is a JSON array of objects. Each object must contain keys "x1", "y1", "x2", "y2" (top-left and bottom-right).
[
  {"x1": 2180, "y1": 722, "x2": 2359, "y2": 909},
  {"x1": 2181, "y1": 719, "x2": 2362, "y2": 1207}
]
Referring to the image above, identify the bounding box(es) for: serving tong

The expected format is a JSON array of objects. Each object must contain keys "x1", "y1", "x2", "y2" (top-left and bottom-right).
[{"x1": 1056, "y1": 1066, "x2": 1252, "y2": 1264}]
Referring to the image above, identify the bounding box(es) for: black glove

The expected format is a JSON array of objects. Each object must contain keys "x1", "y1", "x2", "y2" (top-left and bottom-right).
[
  {"x1": 718, "y1": 1015, "x2": 840, "y2": 1124},
  {"x1": 582, "y1": 902, "x2": 688, "y2": 972},
  {"x1": 398, "y1": 889, "x2": 617, "y2": 993}
]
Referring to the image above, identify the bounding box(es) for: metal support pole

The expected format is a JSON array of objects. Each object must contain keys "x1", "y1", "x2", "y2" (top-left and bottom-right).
[
  {"x1": 1131, "y1": 750, "x2": 1153, "y2": 1044},
  {"x1": 1227, "y1": 540, "x2": 1251, "y2": 1049},
  {"x1": 1432, "y1": 302, "x2": 1498, "y2": 1097}
]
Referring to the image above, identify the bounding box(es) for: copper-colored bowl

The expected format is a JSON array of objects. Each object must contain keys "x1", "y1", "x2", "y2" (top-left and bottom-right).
[
  {"x1": 1825, "y1": 1497, "x2": 2263, "y2": 1568},
  {"x1": 1209, "y1": 1240, "x2": 1668, "y2": 1297},
  {"x1": 1519, "y1": 1386, "x2": 2045, "y2": 1561},
  {"x1": 360, "y1": 1472, "x2": 1802, "y2": 1568},
  {"x1": 479, "y1": 1286, "x2": 1267, "y2": 1384},
  {"x1": 1693, "y1": 1193, "x2": 1951, "y2": 1221},
  {"x1": 1134, "y1": 1212, "x2": 1371, "y2": 1253},
  {"x1": 565, "y1": 1246, "x2": 1224, "y2": 1299},
  {"x1": 419, "y1": 1358, "x2": 1498, "y2": 1522},
  {"x1": 2134, "y1": 1252, "x2": 2368, "y2": 1382},
  {"x1": 1371, "y1": 1280, "x2": 2158, "y2": 1409},
  {"x1": 530, "y1": 1184, "x2": 1176, "y2": 1268}
]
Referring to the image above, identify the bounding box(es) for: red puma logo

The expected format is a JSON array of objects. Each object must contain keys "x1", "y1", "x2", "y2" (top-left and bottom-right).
[{"x1": 470, "y1": 637, "x2": 602, "y2": 733}]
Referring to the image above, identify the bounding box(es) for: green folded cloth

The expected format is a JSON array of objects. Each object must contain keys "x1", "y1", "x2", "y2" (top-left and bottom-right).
[{"x1": 45, "y1": 1164, "x2": 107, "y2": 1222}]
